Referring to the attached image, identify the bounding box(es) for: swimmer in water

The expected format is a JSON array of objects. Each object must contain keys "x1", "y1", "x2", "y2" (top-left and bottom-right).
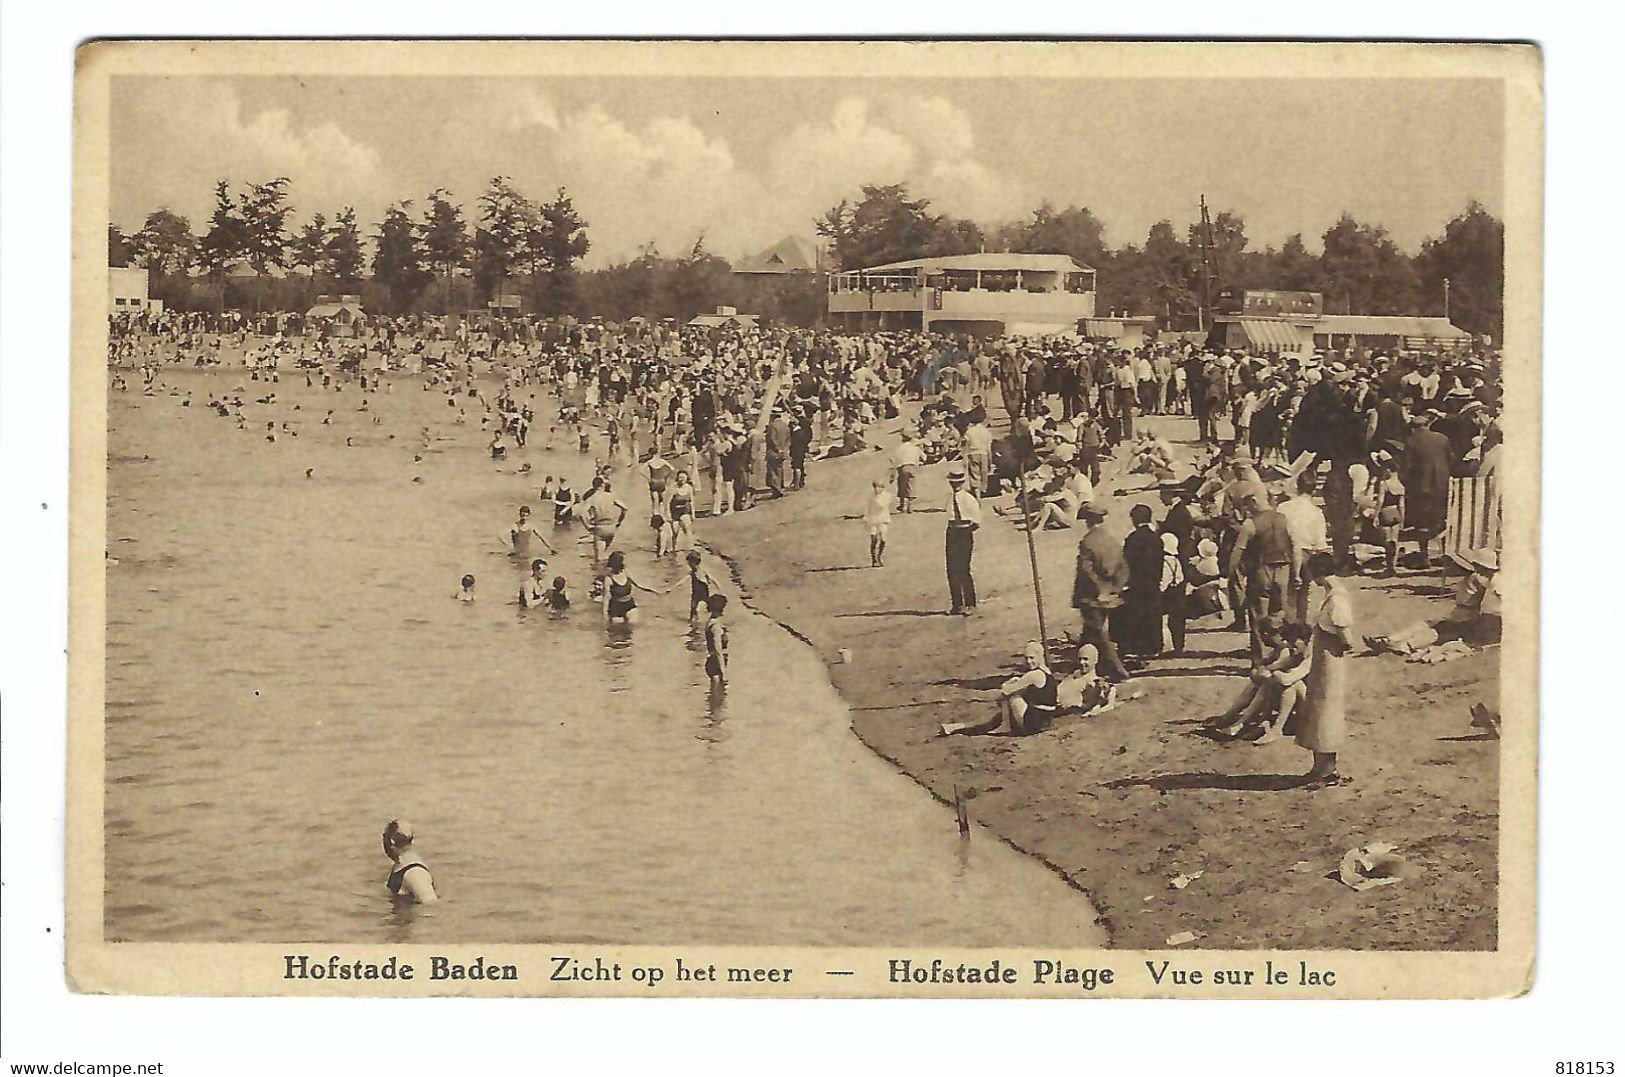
[
  {"x1": 580, "y1": 482, "x2": 628, "y2": 564},
  {"x1": 543, "y1": 576, "x2": 571, "y2": 610},
  {"x1": 519, "y1": 557, "x2": 549, "y2": 608},
  {"x1": 508, "y1": 505, "x2": 557, "y2": 559},
  {"x1": 704, "y1": 594, "x2": 730, "y2": 688},
  {"x1": 454, "y1": 573, "x2": 477, "y2": 602},
  {"x1": 552, "y1": 477, "x2": 576, "y2": 525},
  {"x1": 667, "y1": 471, "x2": 695, "y2": 552},
  {"x1": 382, "y1": 820, "x2": 438, "y2": 904},
  {"x1": 601, "y1": 550, "x2": 664, "y2": 625}
]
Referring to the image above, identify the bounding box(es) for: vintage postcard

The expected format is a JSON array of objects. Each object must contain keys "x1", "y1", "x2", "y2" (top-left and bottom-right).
[{"x1": 69, "y1": 39, "x2": 1541, "y2": 998}]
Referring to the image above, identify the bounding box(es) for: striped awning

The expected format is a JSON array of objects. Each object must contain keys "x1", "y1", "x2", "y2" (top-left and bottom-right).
[{"x1": 1236, "y1": 319, "x2": 1312, "y2": 351}]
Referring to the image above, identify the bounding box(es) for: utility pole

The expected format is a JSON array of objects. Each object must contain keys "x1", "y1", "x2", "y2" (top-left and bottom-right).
[
  {"x1": 1443, "y1": 277, "x2": 1452, "y2": 322},
  {"x1": 1197, "y1": 194, "x2": 1215, "y2": 333}
]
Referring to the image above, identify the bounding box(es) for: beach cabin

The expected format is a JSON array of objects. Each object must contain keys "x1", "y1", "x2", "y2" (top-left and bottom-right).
[
  {"x1": 687, "y1": 305, "x2": 760, "y2": 330},
  {"x1": 827, "y1": 253, "x2": 1096, "y2": 337},
  {"x1": 1313, "y1": 315, "x2": 1473, "y2": 354},
  {"x1": 307, "y1": 294, "x2": 366, "y2": 336}
]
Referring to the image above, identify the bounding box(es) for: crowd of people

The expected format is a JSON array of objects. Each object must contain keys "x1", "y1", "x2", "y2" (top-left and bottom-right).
[{"x1": 110, "y1": 304, "x2": 1508, "y2": 890}]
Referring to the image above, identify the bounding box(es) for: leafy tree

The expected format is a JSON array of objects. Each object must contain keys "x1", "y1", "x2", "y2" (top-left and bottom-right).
[
  {"x1": 132, "y1": 208, "x2": 197, "y2": 274},
  {"x1": 237, "y1": 177, "x2": 293, "y2": 277},
  {"x1": 325, "y1": 206, "x2": 365, "y2": 290},
  {"x1": 473, "y1": 176, "x2": 535, "y2": 301},
  {"x1": 1319, "y1": 213, "x2": 1419, "y2": 316},
  {"x1": 1271, "y1": 233, "x2": 1325, "y2": 292},
  {"x1": 421, "y1": 188, "x2": 469, "y2": 312},
  {"x1": 291, "y1": 212, "x2": 330, "y2": 279},
  {"x1": 1018, "y1": 202, "x2": 1111, "y2": 271},
  {"x1": 196, "y1": 179, "x2": 247, "y2": 281},
  {"x1": 372, "y1": 201, "x2": 432, "y2": 313},
  {"x1": 108, "y1": 224, "x2": 134, "y2": 268},
  {"x1": 1141, "y1": 220, "x2": 1198, "y2": 325},
  {"x1": 1416, "y1": 200, "x2": 1503, "y2": 341},
  {"x1": 528, "y1": 188, "x2": 591, "y2": 314},
  {"x1": 816, "y1": 184, "x2": 955, "y2": 270}
]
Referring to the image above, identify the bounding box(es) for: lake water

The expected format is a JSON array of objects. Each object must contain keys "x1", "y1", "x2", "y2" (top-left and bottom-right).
[{"x1": 105, "y1": 365, "x2": 1104, "y2": 946}]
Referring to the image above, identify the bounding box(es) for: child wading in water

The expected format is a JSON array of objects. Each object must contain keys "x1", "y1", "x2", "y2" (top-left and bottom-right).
[
  {"x1": 543, "y1": 576, "x2": 571, "y2": 610},
  {"x1": 704, "y1": 593, "x2": 730, "y2": 688},
  {"x1": 454, "y1": 574, "x2": 477, "y2": 602},
  {"x1": 864, "y1": 479, "x2": 891, "y2": 567},
  {"x1": 687, "y1": 551, "x2": 718, "y2": 621}
]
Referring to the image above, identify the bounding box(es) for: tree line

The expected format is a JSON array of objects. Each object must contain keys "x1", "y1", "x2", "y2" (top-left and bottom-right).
[
  {"x1": 110, "y1": 176, "x2": 1504, "y2": 340},
  {"x1": 109, "y1": 175, "x2": 590, "y2": 319}
]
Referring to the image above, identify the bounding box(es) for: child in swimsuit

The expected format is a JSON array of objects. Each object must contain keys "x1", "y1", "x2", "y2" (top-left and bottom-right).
[
  {"x1": 454, "y1": 574, "x2": 476, "y2": 602},
  {"x1": 704, "y1": 594, "x2": 729, "y2": 687},
  {"x1": 686, "y1": 551, "x2": 716, "y2": 620},
  {"x1": 864, "y1": 479, "x2": 891, "y2": 567},
  {"x1": 543, "y1": 576, "x2": 571, "y2": 611}
]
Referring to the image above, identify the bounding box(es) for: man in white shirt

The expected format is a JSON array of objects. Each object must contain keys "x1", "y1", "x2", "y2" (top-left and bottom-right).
[
  {"x1": 962, "y1": 418, "x2": 994, "y2": 498},
  {"x1": 945, "y1": 466, "x2": 983, "y2": 615},
  {"x1": 1275, "y1": 473, "x2": 1329, "y2": 620}
]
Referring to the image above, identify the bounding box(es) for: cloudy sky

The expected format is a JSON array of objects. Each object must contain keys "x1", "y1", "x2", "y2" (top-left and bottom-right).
[{"x1": 110, "y1": 75, "x2": 1503, "y2": 266}]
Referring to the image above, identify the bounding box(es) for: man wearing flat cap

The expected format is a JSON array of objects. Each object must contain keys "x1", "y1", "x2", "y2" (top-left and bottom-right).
[{"x1": 1072, "y1": 503, "x2": 1132, "y2": 681}]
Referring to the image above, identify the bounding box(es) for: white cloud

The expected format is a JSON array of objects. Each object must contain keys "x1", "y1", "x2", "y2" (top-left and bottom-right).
[
  {"x1": 519, "y1": 106, "x2": 785, "y2": 264},
  {"x1": 121, "y1": 80, "x2": 382, "y2": 223}
]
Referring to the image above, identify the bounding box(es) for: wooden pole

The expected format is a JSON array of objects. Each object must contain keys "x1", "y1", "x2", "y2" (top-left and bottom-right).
[
  {"x1": 953, "y1": 785, "x2": 970, "y2": 837},
  {"x1": 1015, "y1": 464, "x2": 1050, "y2": 648}
]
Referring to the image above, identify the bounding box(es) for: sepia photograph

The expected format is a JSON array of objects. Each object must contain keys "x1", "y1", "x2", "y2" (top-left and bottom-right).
[{"x1": 66, "y1": 39, "x2": 1540, "y2": 998}]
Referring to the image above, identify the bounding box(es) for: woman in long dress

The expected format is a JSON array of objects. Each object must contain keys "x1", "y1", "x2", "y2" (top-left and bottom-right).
[{"x1": 1294, "y1": 552, "x2": 1360, "y2": 787}]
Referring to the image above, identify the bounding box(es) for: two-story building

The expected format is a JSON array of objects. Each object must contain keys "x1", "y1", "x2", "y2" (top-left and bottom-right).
[{"x1": 827, "y1": 253, "x2": 1096, "y2": 337}]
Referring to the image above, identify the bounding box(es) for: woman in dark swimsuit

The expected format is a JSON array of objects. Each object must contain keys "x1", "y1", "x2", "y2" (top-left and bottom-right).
[
  {"x1": 939, "y1": 641, "x2": 1058, "y2": 736},
  {"x1": 667, "y1": 471, "x2": 695, "y2": 551},
  {"x1": 382, "y1": 819, "x2": 437, "y2": 904},
  {"x1": 601, "y1": 550, "x2": 664, "y2": 625}
]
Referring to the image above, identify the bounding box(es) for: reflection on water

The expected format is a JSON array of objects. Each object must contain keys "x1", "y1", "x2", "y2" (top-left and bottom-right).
[{"x1": 105, "y1": 369, "x2": 1103, "y2": 946}]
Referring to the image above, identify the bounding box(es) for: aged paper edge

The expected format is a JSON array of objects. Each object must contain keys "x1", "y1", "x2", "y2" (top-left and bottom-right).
[{"x1": 67, "y1": 38, "x2": 1542, "y2": 999}]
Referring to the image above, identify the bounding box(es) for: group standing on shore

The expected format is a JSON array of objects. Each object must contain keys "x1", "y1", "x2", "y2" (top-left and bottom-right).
[{"x1": 112, "y1": 304, "x2": 1506, "y2": 881}]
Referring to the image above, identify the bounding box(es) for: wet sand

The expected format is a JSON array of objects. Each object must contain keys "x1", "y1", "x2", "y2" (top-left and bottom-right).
[{"x1": 704, "y1": 417, "x2": 1499, "y2": 950}]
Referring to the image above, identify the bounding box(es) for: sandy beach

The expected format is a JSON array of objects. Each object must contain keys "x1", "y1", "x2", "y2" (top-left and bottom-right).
[{"x1": 703, "y1": 418, "x2": 1499, "y2": 951}]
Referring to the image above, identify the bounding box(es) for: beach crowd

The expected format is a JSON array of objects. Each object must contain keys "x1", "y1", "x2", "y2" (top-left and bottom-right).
[{"x1": 111, "y1": 302, "x2": 1507, "y2": 863}]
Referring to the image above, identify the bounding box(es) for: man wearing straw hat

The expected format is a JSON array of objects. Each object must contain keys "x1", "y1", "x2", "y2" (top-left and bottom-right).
[{"x1": 945, "y1": 465, "x2": 982, "y2": 616}]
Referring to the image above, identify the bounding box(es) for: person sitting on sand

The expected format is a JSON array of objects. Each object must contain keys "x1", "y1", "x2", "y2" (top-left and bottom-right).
[
  {"x1": 1056, "y1": 643, "x2": 1117, "y2": 715},
  {"x1": 1213, "y1": 621, "x2": 1312, "y2": 743},
  {"x1": 382, "y1": 819, "x2": 438, "y2": 905},
  {"x1": 1369, "y1": 548, "x2": 1502, "y2": 654},
  {"x1": 1026, "y1": 465, "x2": 1094, "y2": 531},
  {"x1": 939, "y1": 640, "x2": 1058, "y2": 737},
  {"x1": 454, "y1": 574, "x2": 477, "y2": 603}
]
